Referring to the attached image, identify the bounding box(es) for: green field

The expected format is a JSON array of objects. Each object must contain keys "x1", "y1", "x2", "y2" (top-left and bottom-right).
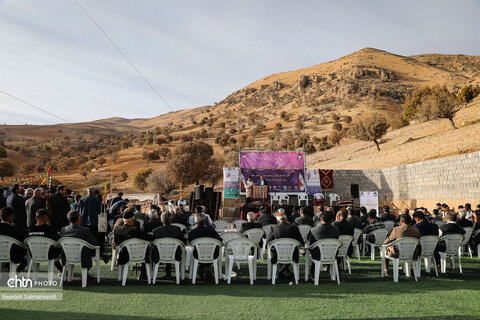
[{"x1": 2, "y1": 254, "x2": 480, "y2": 320}]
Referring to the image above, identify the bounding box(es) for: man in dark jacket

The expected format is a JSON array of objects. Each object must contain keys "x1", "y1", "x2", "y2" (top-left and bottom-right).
[
  {"x1": 346, "y1": 206, "x2": 363, "y2": 229},
  {"x1": 434, "y1": 212, "x2": 466, "y2": 265},
  {"x1": 0, "y1": 207, "x2": 27, "y2": 271},
  {"x1": 308, "y1": 211, "x2": 339, "y2": 260},
  {"x1": 6, "y1": 184, "x2": 27, "y2": 238},
  {"x1": 48, "y1": 185, "x2": 70, "y2": 232},
  {"x1": 78, "y1": 187, "x2": 102, "y2": 251},
  {"x1": 257, "y1": 209, "x2": 277, "y2": 227},
  {"x1": 172, "y1": 206, "x2": 189, "y2": 227},
  {"x1": 239, "y1": 212, "x2": 262, "y2": 234},
  {"x1": 152, "y1": 211, "x2": 186, "y2": 280},
  {"x1": 25, "y1": 188, "x2": 45, "y2": 228},
  {"x1": 333, "y1": 209, "x2": 354, "y2": 236},
  {"x1": 289, "y1": 207, "x2": 301, "y2": 224},
  {"x1": 266, "y1": 214, "x2": 304, "y2": 278},
  {"x1": 188, "y1": 213, "x2": 222, "y2": 280},
  {"x1": 413, "y1": 211, "x2": 439, "y2": 237},
  {"x1": 28, "y1": 209, "x2": 63, "y2": 272},
  {"x1": 457, "y1": 209, "x2": 474, "y2": 228},
  {"x1": 293, "y1": 207, "x2": 314, "y2": 226},
  {"x1": 60, "y1": 210, "x2": 98, "y2": 270},
  {"x1": 359, "y1": 206, "x2": 369, "y2": 229},
  {"x1": 380, "y1": 205, "x2": 396, "y2": 222}
]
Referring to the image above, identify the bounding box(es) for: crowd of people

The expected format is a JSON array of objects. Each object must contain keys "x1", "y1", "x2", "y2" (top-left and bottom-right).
[{"x1": 1, "y1": 182, "x2": 480, "y2": 284}]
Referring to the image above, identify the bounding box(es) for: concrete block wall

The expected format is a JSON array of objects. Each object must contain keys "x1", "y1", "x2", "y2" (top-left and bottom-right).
[{"x1": 333, "y1": 151, "x2": 480, "y2": 210}]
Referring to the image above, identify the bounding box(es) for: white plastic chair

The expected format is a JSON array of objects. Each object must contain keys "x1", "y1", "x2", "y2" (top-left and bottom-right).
[
  {"x1": 297, "y1": 225, "x2": 312, "y2": 244},
  {"x1": 262, "y1": 224, "x2": 276, "y2": 257},
  {"x1": 439, "y1": 234, "x2": 464, "y2": 274},
  {"x1": 189, "y1": 237, "x2": 223, "y2": 284},
  {"x1": 220, "y1": 231, "x2": 243, "y2": 244},
  {"x1": 212, "y1": 220, "x2": 229, "y2": 233},
  {"x1": 225, "y1": 238, "x2": 257, "y2": 285},
  {"x1": 270, "y1": 193, "x2": 280, "y2": 206},
  {"x1": 459, "y1": 227, "x2": 473, "y2": 257},
  {"x1": 383, "y1": 221, "x2": 395, "y2": 233},
  {"x1": 313, "y1": 193, "x2": 324, "y2": 200},
  {"x1": 117, "y1": 238, "x2": 152, "y2": 286},
  {"x1": 298, "y1": 193, "x2": 308, "y2": 206},
  {"x1": 232, "y1": 219, "x2": 248, "y2": 231},
  {"x1": 278, "y1": 193, "x2": 289, "y2": 205},
  {"x1": 328, "y1": 193, "x2": 340, "y2": 206},
  {"x1": 171, "y1": 223, "x2": 187, "y2": 232},
  {"x1": 242, "y1": 228, "x2": 265, "y2": 260},
  {"x1": 58, "y1": 237, "x2": 100, "y2": 288},
  {"x1": 337, "y1": 235, "x2": 353, "y2": 274},
  {"x1": 267, "y1": 238, "x2": 301, "y2": 285},
  {"x1": 305, "y1": 239, "x2": 342, "y2": 285},
  {"x1": 363, "y1": 228, "x2": 389, "y2": 260},
  {"x1": 381, "y1": 237, "x2": 420, "y2": 282},
  {"x1": 352, "y1": 228, "x2": 363, "y2": 260},
  {"x1": 0, "y1": 235, "x2": 26, "y2": 279},
  {"x1": 24, "y1": 236, "x2": 59, "y2": 282},
  {"x1": 417, "y1": 235, "x2": 439, "y2": 277},
  {"x1": 152, "y1": 238, "x2": 185, "y2": 285}
]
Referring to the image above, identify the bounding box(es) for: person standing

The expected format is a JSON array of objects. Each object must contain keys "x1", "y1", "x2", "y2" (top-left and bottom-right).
[
  {"x1": 48, "y1": 185, "x2": 71, "y2": 232},
  {"x1": 258, "y1": 175, "x2": 268, "y2": 186},
  {"x1": 25, "y1": 188, "x2": 45, "y2": 228},
  {"x1": 245, "y1": 177, "x2": 254, "y2": 203},
  {"x1": 78, "y1": 187, "x2": 103, "y2": 252},
  {"x1": 6, "y1": 184, "x2": 27, "y2": 238}
]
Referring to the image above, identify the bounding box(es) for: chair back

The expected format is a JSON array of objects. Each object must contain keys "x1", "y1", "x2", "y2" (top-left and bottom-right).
[
  {"x1": 353, "y1": 228, "x2": 363, "y2": 244},
  {"x1": 190, "y1": 237, "x2": 223, "y2": 262},
  {"x1": 225, "y1": 238, "x2": 257, "y2": 262},
  {"x1": 441, "y1": 234, "x2": 464, "y2": 255},
  {"x1": 232, "y1": 219, "x2": 248, "y2": 231},
  {"x1": 171, "y1": 223, "x2": 187, "y2": 232},
  {"x1": 152, "y1": 238, "x2": 185, "y2": 264},
  {"x1": 297, "y1": 225, "x2": 312, "y2": 243},
  {"x1": 271, "y1": 193, "x2": 280, "y2": 201},
  {"x1": 298, "y1": 193, "x2": 308, "y2": 201},
  {"x1": 309, "y1": 239, "x2": 342, "y2": 263},
  {"x1": 268, "y1": 238, "x2": 301, "y2": 264},
  {"x1": 242, "y1": 228, "x2": 264, "y2": 246},
  {"x1": 58, "y1": 237, "x2": 95, "y2": 264},
  {"x1": 313, "y1": 193, "x2": 324, "y2": 200},
  {"x1": 220, "y1": 231, "x2": 243, "y2": 243},
  {"x1": 383, "y1": 221, "x2": 395, "y2": 232},
  {"x1": 419, "y1": 235, "x2": 439, "y2": 257},
  {"x1": 212, "y1": 220, "x2": 229, "y2": 233},
  {"x1": 0, "y1": 236, "x2": 24, "y2": 263},
  {"x1": 337, "y1": 235, "x2": 353, "y2": 257},
  {"x1": 25, "y1": 236, "x2": 57, "y2": 262},
  {"x1": 368, "y1": 228, "x2": 389, "y2": 246},
  {"x1": 278, "y1": 193, "x2": 289, "y2": 202},
  {"x1": 389, "y1": 237, "x2": 419, "y2": 260},
  {"x1": 117, "y1": 238, "x2": 151, "y2": 263},
  {"x1": 462, "y1": 227, "x2": 473, "y2": 245},
  {"x1": 263, "y1": 224, "x2": 276, "y2": 240}
]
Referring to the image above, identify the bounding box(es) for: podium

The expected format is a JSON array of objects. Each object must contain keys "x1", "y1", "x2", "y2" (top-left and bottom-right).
[{"x1": 252, "y1": 185, "x2": 269, "y2": 202}]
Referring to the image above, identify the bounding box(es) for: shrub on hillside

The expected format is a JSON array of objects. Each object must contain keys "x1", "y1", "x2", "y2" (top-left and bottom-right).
[
  {"x1": 390, "y1": 113, "x2": 409, "y2": 129},
  {"x1": 457, "y1": 84, "x2": 479, "y2": 105},
  {"x1": 350, "y1": 113, "x2": 390, "y2": 151},
  {"x1": 133, "y1": 168, "x2": 153, "y2": 191}
]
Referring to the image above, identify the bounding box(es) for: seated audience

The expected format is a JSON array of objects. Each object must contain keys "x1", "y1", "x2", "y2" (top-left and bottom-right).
[
  {"x1": 346, "y1": 206, "x2": 363, "y2": 229},
  {"x1": 172, "y1": 206, "x2": 189, "y2": 227},
  {"x1": 239, "y1": 211, "x2": 262, "y2": 234},
  {"x1": 435, "y1": 212, "x2": 466, "y2": 265},
  {"x1": 382, "y1": 214, "x2": 420, "y2": 272},
  {"x1": 363, "y1": 209, "x2": 385, "y2": 243},
  {"x1": 289, "y1": 207, "x2": 301, "y2": 224},
  {"x1": 144, "y1": 206, "x2": 163, "y2": 233},
  {"x1": 293, "y1": 207, "x2": 314, "y2": 226},
  {"x1": 380, "y1": 205, "x2": 396, "y2": 222},
  {"x1": 257, "y1": 208, "x2": 277, "y2": 227},
  {"x1": 308, "y1": 211, "x2": 339, "y2": 261},
  {"x1": 333, "y1": 208, "x2": 354, "y2": 236},
  {"x1": 0, "y1": 207, "x2": 27, "y2": 272},
  {"x1": 152, "y1": 211, "x2": 186, "y2": 280},
  {"x1": 457, "y1": 209, "x2": 474, "y2": 228},
  {"x1": 413, "y1": 211, "x2": 439, "y2": 236}
]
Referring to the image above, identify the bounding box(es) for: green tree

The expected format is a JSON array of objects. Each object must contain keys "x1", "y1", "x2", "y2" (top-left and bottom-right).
[
  {"x1": 167, "y1": 141, "x2": 215, "y2": 185},
  {"x1": 420, "y1": 86, "x2": 459, "y2": 129},
  {"x1": 120, "y1": 171, "x2": 128, "y2": 182},
  {"x1": 133, "y1": 168, "x2": 153, "y2": 191},
  {"x1": 0, "y1": 160, "x2": 15, "y2": 179},
  {"x1": 350, "y1": 113, "x2": 390, "y2": 151}
]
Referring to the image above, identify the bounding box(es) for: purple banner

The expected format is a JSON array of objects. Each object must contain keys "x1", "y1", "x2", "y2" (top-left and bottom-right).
[{"x1": 240, "y1": 151, "x2": 305, "y2": 193}]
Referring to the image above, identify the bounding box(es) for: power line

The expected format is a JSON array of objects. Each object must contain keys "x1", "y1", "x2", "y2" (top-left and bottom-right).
[
  {"x1": 0, "y1": 89, "x2": 71, "y2": 123},
  {"x1": 73, "y1": 0, "x2": 174, "y2": 112}
]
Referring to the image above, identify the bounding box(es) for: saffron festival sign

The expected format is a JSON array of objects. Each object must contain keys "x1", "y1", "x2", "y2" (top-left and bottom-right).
[{"x1": 239, "y1": 151, "x2": 305, "y2": 194}]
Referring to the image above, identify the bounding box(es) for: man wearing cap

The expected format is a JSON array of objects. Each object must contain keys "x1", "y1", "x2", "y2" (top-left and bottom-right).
[{"x1": 152, "y1": 211, "x2": 186, "y2": 280}]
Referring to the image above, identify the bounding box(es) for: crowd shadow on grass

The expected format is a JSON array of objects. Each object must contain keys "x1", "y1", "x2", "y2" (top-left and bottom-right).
[{"x1": 2, "y1": 309, "x2": 479, "y2": 320}]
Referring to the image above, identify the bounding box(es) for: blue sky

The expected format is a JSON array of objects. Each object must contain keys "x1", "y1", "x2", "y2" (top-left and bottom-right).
[{"x1": 1, "y1": 0, "x2": 479, "y2": 124}]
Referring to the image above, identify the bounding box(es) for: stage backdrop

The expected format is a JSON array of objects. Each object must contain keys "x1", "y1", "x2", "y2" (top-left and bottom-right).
[
  {"x1": 306, "y1": 169, "x2": 322, "y2": 195},
  {"x1": 240, "y1": 151, "x2": 305, "y2": 194},
  {"x1": 223, "y1": 167, "x2": 240, "y2": 199}
]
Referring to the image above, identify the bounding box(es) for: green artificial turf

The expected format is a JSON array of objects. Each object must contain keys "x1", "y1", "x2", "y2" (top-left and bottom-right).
[{"x1": 2, "y1": 253, "x2": 480, "y2": 320}]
